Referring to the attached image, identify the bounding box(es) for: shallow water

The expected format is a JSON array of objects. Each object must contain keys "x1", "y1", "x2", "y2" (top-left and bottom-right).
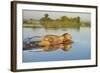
[{"x1": 23, "y1": 27, "x2": 91, "y2": 62}]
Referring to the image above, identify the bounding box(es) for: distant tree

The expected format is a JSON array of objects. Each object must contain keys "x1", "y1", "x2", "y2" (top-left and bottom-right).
[
  {"x1": 61, "y1": 16, "x2": 69, "y2": 21},
  {"x1": 23, "y1": 20, "x2": 27, "y2": 24},
  {"x1": 77, "y1": 16, "x2": 80, "y2": 23},
  {"x1": 29, "y1": 18, "x2": 33, "y2": 24},
  {"x1": 40, "y1": 14, "x2": 52, "y2": 21},
  {"x1": 44, "y1": 14, "x2": 49, "y2": 19}
]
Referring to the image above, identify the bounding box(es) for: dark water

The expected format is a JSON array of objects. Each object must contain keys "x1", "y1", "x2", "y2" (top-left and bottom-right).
[{"x1": 22, "y1": 27, "x2": 91, "y2": 62}]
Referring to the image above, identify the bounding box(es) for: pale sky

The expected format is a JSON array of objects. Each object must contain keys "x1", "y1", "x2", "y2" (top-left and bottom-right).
[{"x1": 23, "y1": 10, "x2": 91, "y2": 22}]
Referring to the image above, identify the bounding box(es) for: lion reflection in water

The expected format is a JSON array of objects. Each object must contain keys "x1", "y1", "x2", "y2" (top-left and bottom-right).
[{"x1": 42, "y1": 43, "x2": 72, "y2": 52}]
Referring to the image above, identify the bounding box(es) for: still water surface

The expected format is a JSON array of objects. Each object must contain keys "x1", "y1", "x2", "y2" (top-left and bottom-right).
[{"x1": 23, "y1": 27, "x2": 91, "y2": 62}]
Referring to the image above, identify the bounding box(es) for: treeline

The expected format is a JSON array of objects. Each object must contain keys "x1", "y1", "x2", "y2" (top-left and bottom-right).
[
  {"x1": 40, "y1": 14, "x2": 81, "y2": 28},
  {"x1": 23, "y1": 14, "x2": 90, "y2": 28},
  {"x1": 23, "y1": 19, "x2": 37, "y2": 24}
]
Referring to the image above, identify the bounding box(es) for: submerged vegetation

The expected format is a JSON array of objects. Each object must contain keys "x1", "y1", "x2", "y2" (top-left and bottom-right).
[{"x1": 23, "y1": 14, "x2": 90, "y2": 29}]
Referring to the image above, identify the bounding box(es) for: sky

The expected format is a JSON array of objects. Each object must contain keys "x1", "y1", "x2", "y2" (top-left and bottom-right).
[{"x1": 23, "y1": 10, "x2": 91, "y2": 22}]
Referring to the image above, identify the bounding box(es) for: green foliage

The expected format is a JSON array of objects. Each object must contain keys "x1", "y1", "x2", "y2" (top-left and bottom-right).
[
  {"x1": 23, "y1": 14, "x2": 90, "y2": 29},
  {"x1": 23, "y1": 18, "x2": 36, "y2": 24},
  {"x1": 40, "y1": 14, "x2": 82, "y2": 28}
]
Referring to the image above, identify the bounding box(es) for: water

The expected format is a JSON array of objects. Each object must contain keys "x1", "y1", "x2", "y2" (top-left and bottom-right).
[{"x1": 22, "y1": 27, "x2": 91, "y2": 62}]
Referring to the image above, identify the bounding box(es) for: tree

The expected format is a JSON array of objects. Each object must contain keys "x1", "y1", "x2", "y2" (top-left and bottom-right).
[
  {"x1": 61, "y1": 16, "x2": 69, "y2": 21},
  {"x1": 77, "y1": 16, "x2": 80, "y2": 23},
  {"x1": 40, "y1": 14, "x2": 52, "y2": 21},
  {"x1": 44, "y1": 14, "x2": 49, "y2": 19}
]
